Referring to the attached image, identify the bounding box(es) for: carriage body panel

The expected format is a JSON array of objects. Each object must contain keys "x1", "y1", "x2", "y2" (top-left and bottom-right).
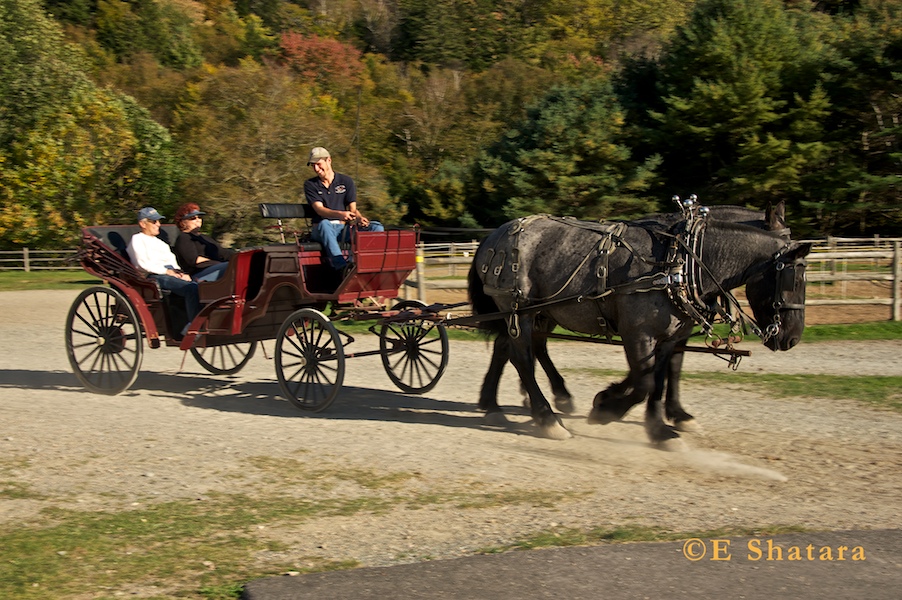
[{"x1": 76, "y1": 225, "x2": 417, "y2": 347}]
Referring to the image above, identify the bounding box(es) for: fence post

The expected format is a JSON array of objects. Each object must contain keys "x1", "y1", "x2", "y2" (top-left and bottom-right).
[
  {"x1": 23, "y1": 247, "x2": 30, "y2": 272},
  {"x1": 450, "y1": 242, "x2": 457, "y2": 277},
  {"x1": 416, "y1": 245, "x2": 426, "y2": 303},
  {"x1": 893, "y1": 241, "x2": 901, "y2": 322}
]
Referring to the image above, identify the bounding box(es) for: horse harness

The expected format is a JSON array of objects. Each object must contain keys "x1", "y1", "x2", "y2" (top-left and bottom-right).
[{"x1": 477, "y1": 200, "x2": 803, "y2": 353}]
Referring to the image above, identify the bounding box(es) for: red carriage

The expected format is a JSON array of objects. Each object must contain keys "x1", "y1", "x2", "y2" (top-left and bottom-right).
[{"x1": 65, "y1": 204, "x2": 450, "y2": 411}]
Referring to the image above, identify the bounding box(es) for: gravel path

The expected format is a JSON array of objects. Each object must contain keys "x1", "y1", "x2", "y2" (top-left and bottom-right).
[{"x1": 1, "y1": 289, "x2": 900, "y2": 578}]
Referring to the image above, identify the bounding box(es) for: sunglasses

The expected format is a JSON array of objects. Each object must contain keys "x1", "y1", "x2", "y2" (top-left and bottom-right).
[{"x1": 184, "y1": 215, "x2": 201, "y2": 221}]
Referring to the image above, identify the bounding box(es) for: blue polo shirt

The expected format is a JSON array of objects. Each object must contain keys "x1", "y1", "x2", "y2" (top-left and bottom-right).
[{"x1": 304, "y1": 172, "x2": 357, "y2": 224}]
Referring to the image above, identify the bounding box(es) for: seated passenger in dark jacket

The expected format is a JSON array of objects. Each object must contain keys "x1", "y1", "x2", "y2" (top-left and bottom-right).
[{"x1": 173, "y1": 202, "x2": 234, "y2": 282}]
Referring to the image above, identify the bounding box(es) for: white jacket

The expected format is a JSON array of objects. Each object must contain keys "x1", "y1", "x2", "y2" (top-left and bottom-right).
[{"x1": 127, "y1": 232, "x2": 179, "y2": 275}]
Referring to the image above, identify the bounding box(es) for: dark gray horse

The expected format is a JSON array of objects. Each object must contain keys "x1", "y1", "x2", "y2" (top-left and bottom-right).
[
  {"x1": 478, "y1": 202, "x2": 793, "y2": 435},
  {"x1": 468, "y1": 202, "x2": 810, "y2": 447}
]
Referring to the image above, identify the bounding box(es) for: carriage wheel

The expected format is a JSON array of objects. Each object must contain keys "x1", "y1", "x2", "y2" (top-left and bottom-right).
[
  {"x1": 380, "y1": 299, "x2": 449, "y2": 394},
  {"x1": 191, "y1": 341, "x2": 257, "y2": 375},
  {"x1": 65, "y1": 286, "x2": 143, "y2": 395},
  {"x1": 275, "y1": 308, "x2": 345, "y2": 412}
]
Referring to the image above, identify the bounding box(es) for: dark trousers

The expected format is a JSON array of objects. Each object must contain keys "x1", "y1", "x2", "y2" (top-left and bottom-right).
[{"x1": 150, "y1": 274, "x2": 200, "y2": 332}]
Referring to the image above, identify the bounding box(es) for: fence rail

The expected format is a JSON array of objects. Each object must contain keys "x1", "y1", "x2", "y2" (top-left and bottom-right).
[
  {"x1": 4, "y1": 239, "x2": 901, "y2": 320},
  {"x1": 407, "y1": 240, "x2": 902, "y2": 321},
  {"x1": 0, "y1": 248, "x2": 80, "y2": 271}
]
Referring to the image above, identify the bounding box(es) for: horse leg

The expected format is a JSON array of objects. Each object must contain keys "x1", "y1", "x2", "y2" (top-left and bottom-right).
[
  {"x1": 664, "y1": 350, "x2": 700, "y2": 432},
  {"x1": 644, "y1": 345, "x2": 683, "y2": 449},
  {"x1": 588, "y1": 338, "x2": 682, "y2": 447},
  {"x1": 587, "y1": 376, "x2": 637, "y2": 424},
  {"x1": 508, "y1": 327, "x2": 571, "y2": 440},
  {"x1": 534, "y1": 334, "x2": 575, "y2": 413},
  {"x1": 479, "y1": 336, "x2": 511, "y2": 426}
]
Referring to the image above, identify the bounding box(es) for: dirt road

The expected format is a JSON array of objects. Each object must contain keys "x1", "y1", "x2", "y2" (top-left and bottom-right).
[{"x1": 1, "y1": 289, "x2": 901, "y2": 573}]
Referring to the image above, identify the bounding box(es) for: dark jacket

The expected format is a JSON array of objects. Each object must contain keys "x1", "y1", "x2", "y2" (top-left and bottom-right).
[{"x1": 174, "y1": 231, "x2": 234, "y2": 276}]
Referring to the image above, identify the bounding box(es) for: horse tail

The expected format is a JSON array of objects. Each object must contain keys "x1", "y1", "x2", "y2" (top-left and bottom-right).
[{"x1": 467, "y1": 252, "x2": 506, "y2": 336}]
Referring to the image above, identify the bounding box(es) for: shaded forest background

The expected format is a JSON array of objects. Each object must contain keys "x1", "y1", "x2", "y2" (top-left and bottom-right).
[{"x1": 2, "y1": 0, "x2": 901, "y2": 249}]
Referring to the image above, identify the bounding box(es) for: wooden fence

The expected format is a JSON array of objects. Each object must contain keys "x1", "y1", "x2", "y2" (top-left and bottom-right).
[
  {"x1": 0, "y1": 248, "x2": 80, "y2": 271},
  {"x1": 3, "y1": 238, "x2": 901, "y2": 320},
  {"x1": 406, "y1": 239, "x2": 902, "y2": 321}
]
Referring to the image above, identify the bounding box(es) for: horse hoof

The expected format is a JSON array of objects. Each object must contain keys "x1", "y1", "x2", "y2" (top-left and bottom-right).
[
  {"x1": 656, "y1": 438, "x2": 687, "y2": 452},
  {"x1": 540, "y1": 421, "x2": 573, "y2": 440},
  {"x1": 484, "y1": 411, "x2": 510, "y2": 427},
  {"x1": 554, "y1": 396, "x2": 575, "y2": 414},
  {"x1": 587, "y1": 407, "x2": 617, "y2": 425},
  {"x1": 674, "y1": 419, "x2": 702, "y2": 433}
]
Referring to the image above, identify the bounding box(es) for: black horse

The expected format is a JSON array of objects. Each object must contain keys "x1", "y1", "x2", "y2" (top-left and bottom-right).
[
  {"x1": 467, "y1": 202, "x2": 810, "y2": 447},
  {"x1": 477, "y1": 202, "x2": 794, "y2": 435}
]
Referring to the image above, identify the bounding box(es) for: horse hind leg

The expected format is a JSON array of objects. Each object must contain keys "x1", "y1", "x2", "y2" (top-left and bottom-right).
[
  {"x1": 479, "y1": 336, "x2": 512, "y2": 426},
  {"x1": 535, "y1": 334, "x2": 575, "y2": 413},
  {"x1": 508, "y1": 331, "x2": 571, "y2": 440}
]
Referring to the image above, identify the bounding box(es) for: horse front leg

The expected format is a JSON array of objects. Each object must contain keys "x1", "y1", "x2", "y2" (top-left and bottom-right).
[
  {"x1": 587, "y1": 376, "x2": 637, "y2": 424},
  {"x1": 664, "y1": 350, "x2": 700, "y2": 432},
  {"x1": 644, "y1": 354, "x2": 684, "y2": 450}
]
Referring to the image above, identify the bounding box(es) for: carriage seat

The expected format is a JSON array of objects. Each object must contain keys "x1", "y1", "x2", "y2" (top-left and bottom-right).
[
  {"x1": 83, "y1": 224, "x2": 183, "y2": 304},
  {"x1": 258, "y1": 203, "x2": 351, "y2": 252},
  {"x1": 86, "y1": 224, "x2": 180, "y2": 263}
]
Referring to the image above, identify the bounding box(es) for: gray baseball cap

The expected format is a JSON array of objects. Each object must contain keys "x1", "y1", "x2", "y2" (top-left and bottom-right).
[{"x1": 137, "y1": 207, "x2": 164, "y2": 221}]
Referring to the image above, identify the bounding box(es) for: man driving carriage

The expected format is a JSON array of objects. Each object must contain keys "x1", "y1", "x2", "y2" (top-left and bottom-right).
[{"x1": 304, "y1": 147, "x2": 383, "y2": 271}]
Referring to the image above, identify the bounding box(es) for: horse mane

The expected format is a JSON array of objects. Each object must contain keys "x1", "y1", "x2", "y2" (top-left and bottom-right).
[{"x1": 705, "y1": 218, "x2": 787, "y2": 241}]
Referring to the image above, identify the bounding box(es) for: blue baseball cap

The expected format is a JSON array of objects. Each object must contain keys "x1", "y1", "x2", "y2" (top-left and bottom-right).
[{"x1": 137, "y1": 207, "x2": 164, "y2": 221}]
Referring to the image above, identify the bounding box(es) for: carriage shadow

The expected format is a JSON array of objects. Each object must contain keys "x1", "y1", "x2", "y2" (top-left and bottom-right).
[
  {"x1": 0, "y1": 368, "x2": 637, "y2": 440},
  {"x1": 0, "y1": 369, "x2": 87, "y2": 390},
  {"x1": 179, "y1": 379, "x2": 542, "y2": 436}
]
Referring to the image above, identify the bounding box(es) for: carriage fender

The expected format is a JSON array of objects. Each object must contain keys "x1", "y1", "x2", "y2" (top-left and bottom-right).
[
  {"x1": 105, "y1": 279, "x2": 162, "y2": 348},
  {"x1": 178, "y1": 295, "x2": 243, "y2": 351}
]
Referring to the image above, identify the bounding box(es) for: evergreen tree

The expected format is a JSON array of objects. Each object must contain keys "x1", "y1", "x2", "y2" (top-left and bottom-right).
[
  {"x1": 645, "y1": 0, "x2": 831, "y2": 216},
  {"x1": 809, "y1": 0, "x2": 902, "y2": 234},
  {"x1": 469, "y1": 78, "x2": 660, "y2": 226}
]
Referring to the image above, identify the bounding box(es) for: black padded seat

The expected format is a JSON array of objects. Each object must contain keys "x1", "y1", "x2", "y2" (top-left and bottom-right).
[{"x1": 86, "y1": 225, "x2": 180, "y2": 261}]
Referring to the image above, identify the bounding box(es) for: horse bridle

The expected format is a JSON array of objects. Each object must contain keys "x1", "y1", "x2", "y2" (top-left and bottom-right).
[
  {"x1": 760, "y1": 249, "x2": 807, "y2": 340},
  {"x1": 664, "y1": 202, "x2": 805, "y2": 344}
]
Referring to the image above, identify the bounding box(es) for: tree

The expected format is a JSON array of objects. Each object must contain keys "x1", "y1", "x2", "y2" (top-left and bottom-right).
[
  {"x1": 639, "y1": 0, "x2": 832, "y2": 217},
  {"x1": 0, "y1": 0, "x2": 185, "y2": 248},
  {"x1": 394, "y1": 0, "x2": 532, "y2": 70},
  {"x1": 469, "y1": 77, "x2": 661, "y2": 226},
  {"x1": 94, "y1": 0, "x2": 205, "y2": 69},
  {"x1": 806, "y1": 0, "x2": 902, "y2": 235},
  {"x1": 173, "y1": 59, "x2": 405, "y2": 245}
]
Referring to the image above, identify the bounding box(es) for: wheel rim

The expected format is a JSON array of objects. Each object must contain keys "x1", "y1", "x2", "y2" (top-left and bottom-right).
[
  {"x1": 66, "y1": 286, "x2": 143, "y2": 395},
  {"x1": 380, "y1": 300, "x2": 449, "y2": 394},
  {"x1": 191, "y1": 341, "x2": 257, "y2": 375},
  {"x1": 275, "y1": 308, "x2": 344, "y2": 412}
]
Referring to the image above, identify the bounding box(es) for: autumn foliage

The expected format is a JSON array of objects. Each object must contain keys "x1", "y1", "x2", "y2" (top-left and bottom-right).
[{"x1": 279, "y1": 33, "x2": 364, "y2": 86}]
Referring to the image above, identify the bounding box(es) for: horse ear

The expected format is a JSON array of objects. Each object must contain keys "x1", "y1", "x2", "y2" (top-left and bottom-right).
[
  {"x1": 766, "y1": 200, "x2": 786, "y2": 231},
  {"x1": 792, "y1": 242, "x2": 812, "y2": 258}
]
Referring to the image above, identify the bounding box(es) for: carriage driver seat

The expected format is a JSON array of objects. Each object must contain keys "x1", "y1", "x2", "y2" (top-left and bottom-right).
[{"x1": 259, "y1": 203, "x2": 317, "y2": 244}]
